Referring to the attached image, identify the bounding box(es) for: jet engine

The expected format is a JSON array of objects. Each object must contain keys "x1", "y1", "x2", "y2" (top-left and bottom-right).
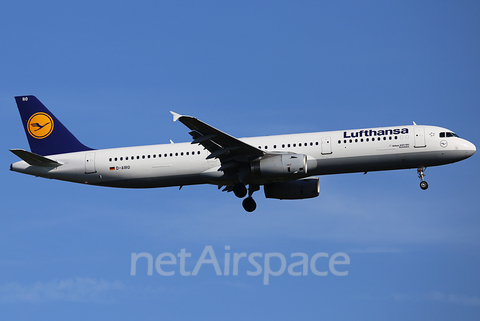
[
  {"x1": 264, "y1": 177, "x2": 320, "y2": 200},
  {"x1": 251, "y1": 154, "x2": 307, "y2": 177}
]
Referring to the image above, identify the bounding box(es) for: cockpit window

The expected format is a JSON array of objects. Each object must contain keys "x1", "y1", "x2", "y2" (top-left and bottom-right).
[{"x1": 440, "y1": 132, "x2": 459, "y2": 138}]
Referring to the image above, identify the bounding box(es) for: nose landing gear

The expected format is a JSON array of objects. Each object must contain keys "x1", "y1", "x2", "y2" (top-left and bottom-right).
[{"x1": 417, "y1": 167, "x2": 428, "y2": 190}]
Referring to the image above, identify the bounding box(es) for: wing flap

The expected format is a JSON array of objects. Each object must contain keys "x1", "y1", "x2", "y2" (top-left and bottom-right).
[{"x1": 206, "y1": 146, "x2": 241, "y2": 159}]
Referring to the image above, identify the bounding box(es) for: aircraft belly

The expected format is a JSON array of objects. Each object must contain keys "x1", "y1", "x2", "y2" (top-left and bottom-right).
[
  {"x1": 93, "y1": 157, "x2": 210, "y2": 188},
  {"x1": 95, "y1": 173, "x2": 205, "y2": 188},
  {"x1": 312, "y1": 148, "x2": 467, "y2": 175},
  {"x1": 313, "y1": 154, "x2": 381, "y2": 175}
]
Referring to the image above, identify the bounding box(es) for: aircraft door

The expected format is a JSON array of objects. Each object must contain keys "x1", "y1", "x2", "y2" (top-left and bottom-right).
[
  {"x1": 85, "y1": 152, "x2": 97, "y2": 174},
  {"x1": 321, "y1": 136, "x2": 332, "y2": 155},
  {"x1": 414, "y1": 127, "x2": 426, "y2": 148}
]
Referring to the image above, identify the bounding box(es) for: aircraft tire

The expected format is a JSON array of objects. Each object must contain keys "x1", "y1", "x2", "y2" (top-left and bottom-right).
[
  {"x1": 420, "y1": 181, "x2": 428, "y2": 190},
  {"x1": 242, "y1": 197, "x2": 257, "y2": 212},
  {"x1": 233, "y1": 183, "x2": 247, "y2": 198}
]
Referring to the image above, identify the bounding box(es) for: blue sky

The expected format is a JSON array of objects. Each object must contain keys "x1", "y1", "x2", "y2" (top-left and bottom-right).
[{"x1": 1, "y1": 1, "x2": 479, "y2": 320}]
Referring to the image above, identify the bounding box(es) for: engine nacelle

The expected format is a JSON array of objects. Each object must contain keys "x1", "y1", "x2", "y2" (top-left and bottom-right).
[
  {"x1": 251, "y1": 154, "x2": 307, "y2": 177},
  {"x1": 264, "y1": 177, "x2": 320, "y2": 200}
]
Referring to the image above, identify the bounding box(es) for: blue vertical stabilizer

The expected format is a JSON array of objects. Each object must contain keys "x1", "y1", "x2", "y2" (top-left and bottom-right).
[{"x1": 15, "y1": 95, "x2": 93, "y2": 156}]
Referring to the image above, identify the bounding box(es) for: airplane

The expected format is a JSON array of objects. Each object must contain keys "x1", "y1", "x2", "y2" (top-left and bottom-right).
[{"x1": 10, "y1": 95, "x2": 476, "y2": 212}]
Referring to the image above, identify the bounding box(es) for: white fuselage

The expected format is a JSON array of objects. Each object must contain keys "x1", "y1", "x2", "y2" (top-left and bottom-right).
[{"x1": 10, "y1": 125, "x2": 476, "y2": 188}]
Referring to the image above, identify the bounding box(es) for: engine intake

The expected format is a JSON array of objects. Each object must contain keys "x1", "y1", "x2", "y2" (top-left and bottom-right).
[
  {"x1": 264, "y1": 177, "x2": 320, "y2": 200},
  {"x1": 251, "y1": 154, "x2": 307, "y2": 177}
]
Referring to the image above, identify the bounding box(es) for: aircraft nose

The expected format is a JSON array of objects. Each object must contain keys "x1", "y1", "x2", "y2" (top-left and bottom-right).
[{"x1": 464, "y1": 140, "x2": 476, "y2": 158}]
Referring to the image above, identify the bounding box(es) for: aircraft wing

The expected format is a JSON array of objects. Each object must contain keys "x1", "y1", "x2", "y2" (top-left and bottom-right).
[{"x1": 171, "y1": 112, "x2": 265, "y2": 169}]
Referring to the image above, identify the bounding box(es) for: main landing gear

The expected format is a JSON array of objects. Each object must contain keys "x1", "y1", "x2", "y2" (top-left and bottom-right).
[
  {"x1": 417, "y1": 167, "x2": 428, "y2": 190},
  {"x1": 234, "y1": 183, "x2": 259, "y2": 212},
  {"x1": 242, "y1": 197, "x2": 256, "y2": 212}
]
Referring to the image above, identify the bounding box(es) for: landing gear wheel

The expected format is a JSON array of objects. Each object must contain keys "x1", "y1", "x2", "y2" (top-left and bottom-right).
[
  {"x1": 242, "y1": 197, "x2": 257, "y2": 212},
  {"x1": 233, "y1": 183, "x2": 247, "y2": 198},
  {"x1": 420, "y1": 181, "x2": 429, "y2": 190},
  {"x1": 417, "y1": 167, "x2": 428, "y2": 190}
]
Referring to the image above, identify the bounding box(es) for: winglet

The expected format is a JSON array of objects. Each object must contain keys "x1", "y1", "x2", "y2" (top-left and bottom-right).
[{"x1": 170, "y1": 111, "x2": 182, "y2": 122}]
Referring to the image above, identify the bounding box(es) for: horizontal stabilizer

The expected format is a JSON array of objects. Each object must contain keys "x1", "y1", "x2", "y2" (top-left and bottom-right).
[{"x1": 10, "y1": 149, "x2": 61, "y2": 167}]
